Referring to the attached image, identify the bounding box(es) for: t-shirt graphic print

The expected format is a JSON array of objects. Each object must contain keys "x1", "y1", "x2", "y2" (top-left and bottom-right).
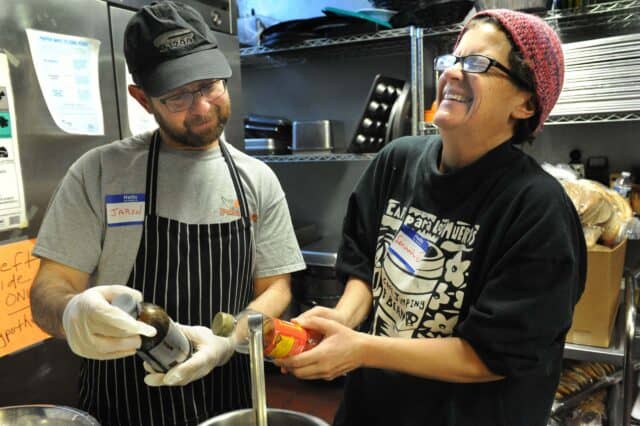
[{"x1": 372, "y1": 199, "x2": 479, "y2": 339}]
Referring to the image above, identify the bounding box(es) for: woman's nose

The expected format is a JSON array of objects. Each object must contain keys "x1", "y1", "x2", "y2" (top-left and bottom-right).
[{"x1": 441, "y1": 62, "x2": 464, "y2": 80}]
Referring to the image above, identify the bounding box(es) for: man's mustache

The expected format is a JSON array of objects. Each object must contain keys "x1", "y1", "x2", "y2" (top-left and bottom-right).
[{"x1": 185, "y1": 105, "x2": 223, "y2": 127}]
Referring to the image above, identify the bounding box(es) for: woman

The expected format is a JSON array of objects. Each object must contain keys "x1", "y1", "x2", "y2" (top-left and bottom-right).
[{"x1": 277, "y1": 9, "x2": 586, "y2": 426}]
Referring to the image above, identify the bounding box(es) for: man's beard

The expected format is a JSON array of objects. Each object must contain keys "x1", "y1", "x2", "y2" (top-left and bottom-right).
[{"x1": 154, "y1": 103, "x2": 230, "y2": 148}]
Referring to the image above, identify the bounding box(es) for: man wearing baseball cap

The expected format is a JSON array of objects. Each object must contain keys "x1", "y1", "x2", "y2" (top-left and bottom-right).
[
  {"x1": 30, "y1": 1, "x2": 305, "y2": 425},
  {"x1": 276, "y1": 9, "x2": 586, "y2": 426}
]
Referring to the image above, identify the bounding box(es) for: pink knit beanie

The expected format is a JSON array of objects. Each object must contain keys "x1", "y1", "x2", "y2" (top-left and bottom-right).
[{"x1": 457, "y1": 9, "x2": 564, "y2": 134}]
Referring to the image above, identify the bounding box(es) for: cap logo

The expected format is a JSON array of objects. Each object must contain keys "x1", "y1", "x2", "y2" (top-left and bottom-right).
[{"x1": 153, "y1": 29, "x2": 195, "y2": 53}]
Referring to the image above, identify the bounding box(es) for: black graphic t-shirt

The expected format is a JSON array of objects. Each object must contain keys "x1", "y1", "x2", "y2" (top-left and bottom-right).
[{"x1": 334, "y1": 136, "x2": 586, "y2": 426}]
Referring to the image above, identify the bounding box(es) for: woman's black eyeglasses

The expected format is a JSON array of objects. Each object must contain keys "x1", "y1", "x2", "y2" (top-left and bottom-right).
[{"x1": 434, "y1": 54, "x2": 531, "y2": 90}]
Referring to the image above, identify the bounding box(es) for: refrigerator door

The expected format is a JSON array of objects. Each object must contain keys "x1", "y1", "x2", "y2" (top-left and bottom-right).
[
  {"x1": 0, "y1": 0, "x2": 122, "y2": 407},
  {"x1": 106, "y1": 0, "x2": 237, "y2": 34},
  {"x1": 109, "y1": 2, "x2": 245, "y2": 150},
  {"x1": 109, "y1": 4, "x2": 150, "y2": 139},
  {"x1": 0, "y1": 0, "x2": 121, "y2": 239}
]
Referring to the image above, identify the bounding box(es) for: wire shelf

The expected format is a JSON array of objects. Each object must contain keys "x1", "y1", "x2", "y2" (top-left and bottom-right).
[
  {"x1": 240, "y1": 1, "x2": 639, "y2": 61},
  {"x1": 254, "y1": 153, "x2": 377, "y2": 163},
  {"x1": 241, "y1": 1, "x2": 640, "y2": 131},
  {"x1": 546, "y1": 111, "x2": 640, "y2": 124},
  {"x1": 240, "y1": 27, "x2": 411, "y2": 56}
]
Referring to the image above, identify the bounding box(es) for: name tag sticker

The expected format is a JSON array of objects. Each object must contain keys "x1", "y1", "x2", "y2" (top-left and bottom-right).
[
  {"x1": 106, "y1": 193, "x2": 145, "y2": 227},
  {"x1": 388, "y1": 224, "x2": 429, "y2": 274}
]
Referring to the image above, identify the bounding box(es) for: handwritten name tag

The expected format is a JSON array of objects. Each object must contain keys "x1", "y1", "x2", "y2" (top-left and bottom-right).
[
  {"x1": 106, "y1": 194, "x2": 145, "y2": 227},
  {"x1": 388, "y1": 224, "x2": 429, "y2": 275}
]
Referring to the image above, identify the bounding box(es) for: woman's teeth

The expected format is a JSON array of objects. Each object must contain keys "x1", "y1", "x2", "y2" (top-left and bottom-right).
[{"x1": 444, "y1": 93, "x2": 471, "y2": 102}]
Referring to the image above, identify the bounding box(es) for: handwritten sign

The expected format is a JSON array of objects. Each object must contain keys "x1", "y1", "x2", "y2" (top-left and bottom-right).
[{"x1": 0, "y1": 239, "x2": 49, "y2": 357}]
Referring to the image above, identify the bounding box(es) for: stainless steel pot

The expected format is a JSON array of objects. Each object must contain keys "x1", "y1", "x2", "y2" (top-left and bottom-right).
[
  {"x1": 198, "y1": 408, "x2": 329, "y2": 426},
  {"x1": 0, "y1": 405, "x2": 100, "y2": 425},
  {"x1": 202, "y1": 313, "x2": 329, "y2": 426}
]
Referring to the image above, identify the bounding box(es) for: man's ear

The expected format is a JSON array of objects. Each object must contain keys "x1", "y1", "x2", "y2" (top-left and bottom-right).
[
  {"x1": 512, "y1": 93, "x2": 536, "y2": 120},
  {"x1": 128, "y1": 85, "x2": 153, "y2": 113}
]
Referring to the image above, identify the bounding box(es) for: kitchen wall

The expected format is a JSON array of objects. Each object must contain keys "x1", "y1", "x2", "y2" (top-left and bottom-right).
[
  {"x1": 524, "y1": 122, "x2": 639, "y2": 173},
  {"x1": 242, "y1": 50, "x2": 415, "y2": 240}
]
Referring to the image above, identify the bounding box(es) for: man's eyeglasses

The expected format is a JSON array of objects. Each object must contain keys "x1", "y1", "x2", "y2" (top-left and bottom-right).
[
  {"x1": 434, "y1": 54, "x2": 530, "y2": 90},
  {"x1": 159, "y1": 79, "x2": 227, "y2": 112}
]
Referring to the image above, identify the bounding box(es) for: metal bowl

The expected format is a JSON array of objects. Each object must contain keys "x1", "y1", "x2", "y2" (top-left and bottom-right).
[
  {"x1": 198, "y1": 408, "x2": 329, "y2": 426},
  {"x1": 0, "y1": 405, "x2": 100, "y2": 426}
]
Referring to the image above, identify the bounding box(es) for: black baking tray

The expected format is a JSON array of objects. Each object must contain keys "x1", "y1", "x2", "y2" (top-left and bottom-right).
[{"x1": 348, "y1": 74, "x2": 406, "y2": 154}]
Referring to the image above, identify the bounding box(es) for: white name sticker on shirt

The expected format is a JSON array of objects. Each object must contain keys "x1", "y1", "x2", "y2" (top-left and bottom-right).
[
  {"x1": 388, "y1": 224, "x2": 429, "y2": 275},
  {"x1": 106, "y1": 193, "x2": 145, "y2": 227}
]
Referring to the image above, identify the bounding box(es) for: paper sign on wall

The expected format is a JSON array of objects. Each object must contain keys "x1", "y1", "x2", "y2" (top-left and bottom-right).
[
  {"x1": 0, "y1": 52, "x2": 28, "y2": 231},
  {"x1": 25, "y1": 29, "x2": 104, "y2": 135},
  {"x1": 0, "y1": 239, "x2": 49, "y2": 357}
]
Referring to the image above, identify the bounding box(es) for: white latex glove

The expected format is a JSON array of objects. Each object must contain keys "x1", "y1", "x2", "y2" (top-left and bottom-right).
[
  {"x1": 62, "y1": 285, "x2": 157, "y2": 360},
  {"x1": 143, "y1": 324, "x2": 234, "y2": 387}
]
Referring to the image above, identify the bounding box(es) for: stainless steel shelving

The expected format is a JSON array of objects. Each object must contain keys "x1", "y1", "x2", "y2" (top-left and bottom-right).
[
  {"x1": 239, "y1": 23, "x2": 466, "y2": 63},
  {"x1": 546, "y1": 0, "x2": 640, "y2": 36},
  {"x1": 240, "y1": 27, "x2": 412, "y2": 56},
  {"x1": 240, "y1": 1, "x2": 640, "y2": 60},
  {"x1": 252, "y1": 114, "x2": 635, "y2": 165},
  {"x1": 558, "y1": 269, "x2": 640, "y2": 425},
  {"x1": 546, "y1": 111, "x2": 640, "y2": 124},
  {"x1": 243, "y1": 0, "x2": 640, "y2": 149},
  {"x1": 564, "y1": 341, "x2": 624, "y2": 364}
]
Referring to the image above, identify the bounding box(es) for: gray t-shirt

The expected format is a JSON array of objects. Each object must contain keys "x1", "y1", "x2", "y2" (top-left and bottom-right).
[{"x1": 33, "y1": 131, "x2": 305, "y2": 286}]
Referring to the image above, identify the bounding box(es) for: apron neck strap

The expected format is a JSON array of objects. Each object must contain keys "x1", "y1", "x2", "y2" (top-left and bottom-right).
[
  {"x1": 218, "y1": 138, "x2": 250, "y2": 221},
  {"x1": 144, "y1": 131, "x2": 161, "y2": 216}
]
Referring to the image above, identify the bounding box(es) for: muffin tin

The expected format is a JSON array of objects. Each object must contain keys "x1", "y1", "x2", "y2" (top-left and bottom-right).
[{"x1": 348, "y1": 75, "x2": 406, "y2": 153}]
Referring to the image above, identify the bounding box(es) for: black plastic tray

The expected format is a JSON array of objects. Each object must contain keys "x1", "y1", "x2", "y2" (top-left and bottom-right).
[{"x1": 348, "y1": 74, "x2": 406, "y2": 153}]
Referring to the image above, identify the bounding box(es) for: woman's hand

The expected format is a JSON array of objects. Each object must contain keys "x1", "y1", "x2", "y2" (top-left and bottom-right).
[
  {"x1": 275, "y1": 316, "x2": 366, "y2": 381},
  {"x1": 293, "y1": 305, "x2": 348, "y2": 326}
]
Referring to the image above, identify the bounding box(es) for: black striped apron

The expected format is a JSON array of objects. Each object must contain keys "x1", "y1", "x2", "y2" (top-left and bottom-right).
[{"x1": 80, "y1": 132, "x2": 254, "y2": 425}]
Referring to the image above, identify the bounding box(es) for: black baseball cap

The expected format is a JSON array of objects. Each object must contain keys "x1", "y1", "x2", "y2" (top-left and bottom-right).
[{"x1": 124, "y1": 0, "x2": 232, "y2": 97}]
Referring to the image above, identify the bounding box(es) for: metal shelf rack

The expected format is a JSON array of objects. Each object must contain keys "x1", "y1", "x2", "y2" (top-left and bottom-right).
[
  {"x1": 240, "y1": 27, "x2": 412, "y2": 57},
  {"x1": 240, "y1": 1, "x2": 640, "y2": 60},
  {"x1": 241, "y1": 1, "x2": 640, "y2": 126},
  {"x1": 553, "y1": 269, "x2": 640, "y2": 424},
  {"x1": 546, "y1": 111, "x2": 640, "y2": 125},
  {"x1": 546, "y1": 0, "x2": 640, "y2": 38},
  {"x1": 254, "y1": 153, "x2": 376, "y2": 163}
]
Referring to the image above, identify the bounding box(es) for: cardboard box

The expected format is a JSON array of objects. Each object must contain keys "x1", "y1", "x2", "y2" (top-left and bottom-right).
[{"x1": 565, "y1": 240, "x2": 627, "y2": 348}]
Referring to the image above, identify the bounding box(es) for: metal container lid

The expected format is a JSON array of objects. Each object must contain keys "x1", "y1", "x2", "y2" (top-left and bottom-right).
[{"x1": 212, "y1": 312, "x2": 235, "y2": 337}]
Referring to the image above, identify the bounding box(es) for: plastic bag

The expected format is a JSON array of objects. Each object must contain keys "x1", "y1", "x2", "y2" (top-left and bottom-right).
[{"x1": 238, "y1": 13, "x2": 279, "y2": 46}]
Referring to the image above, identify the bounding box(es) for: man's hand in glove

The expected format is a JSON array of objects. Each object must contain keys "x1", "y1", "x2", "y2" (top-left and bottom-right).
[
  {"x1": 143, "y1": 325, "x2": 234, "y2": 386},
  {"x1": 62, "y1": 285, "x2": 157, "y2": 360}
]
